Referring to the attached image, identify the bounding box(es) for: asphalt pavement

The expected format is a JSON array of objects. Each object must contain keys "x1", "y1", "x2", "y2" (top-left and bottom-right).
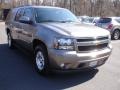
[{"x1": 0, "y1": 22, "x2": 120, "y2": 90}]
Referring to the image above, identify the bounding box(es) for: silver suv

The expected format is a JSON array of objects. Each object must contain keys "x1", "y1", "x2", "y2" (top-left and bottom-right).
[
  {"x1": 95, "y1": 17, "x2": 120, "y2": 40},
  {"x1": 5, "y1": 6, "x2": 112, "y2": 74}
]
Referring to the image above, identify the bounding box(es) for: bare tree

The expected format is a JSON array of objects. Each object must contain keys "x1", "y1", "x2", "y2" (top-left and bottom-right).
[{"x1": 1, "y1": 0, "x2": 120, "y2": 16}]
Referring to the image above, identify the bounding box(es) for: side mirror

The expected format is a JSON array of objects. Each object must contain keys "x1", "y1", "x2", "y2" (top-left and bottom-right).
[{"x1": 19, "y1": 16, "x2": 33, "y2": 24}]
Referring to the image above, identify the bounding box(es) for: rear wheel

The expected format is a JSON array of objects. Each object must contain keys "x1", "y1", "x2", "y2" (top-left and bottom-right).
[
  {"x1": 112, "y1": 30, "x2": 120, "y2": 40},
  {"x1": 34, "y1": 45, "x2": 49, "y2": 75},
  {"x1": 7, "y1": 33, "x2": 14, "y2": 49}
]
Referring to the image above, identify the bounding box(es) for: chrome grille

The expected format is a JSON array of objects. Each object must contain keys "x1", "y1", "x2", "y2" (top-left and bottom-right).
[
  {"x1": 76, "y1": 36, "x2": 109, "y2": 52},
  {"x1": 77, "y1": 36, "x2": 109, "y2": 42},
  {"x1": 78, "y1": 43, "x2": 108, "y2": 51}
]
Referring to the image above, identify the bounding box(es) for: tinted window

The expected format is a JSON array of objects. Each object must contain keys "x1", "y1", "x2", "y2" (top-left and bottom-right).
[
  {"x1": 81, "y1": 18, "x2": 94, "y2": 23},
  {"x1": 15, "y1": 8, "x2": 24, "y2": 21},
  {"x1": 23, "y1": 8, "x2": 32, "y2": 18},
  {"x1": 98, "y1": 18, "x2": 112, "y2": 23},
  {"x1": 35, "y1": 8, "x2": 78, "y2": 23},
  {"x1": 89, "y1": 18, "x2": 94, "y2": 23},
  {"x1": 115, "y1": 19, "x2": 120, "y2": 23},
  {"x1": 81, "y1": 18, "x2": 89, "y2": 23}
]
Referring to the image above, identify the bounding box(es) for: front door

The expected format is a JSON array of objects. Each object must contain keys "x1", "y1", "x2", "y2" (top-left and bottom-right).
[{"x1": 19, "y1": 8, "x2": 35, "y2": 50}]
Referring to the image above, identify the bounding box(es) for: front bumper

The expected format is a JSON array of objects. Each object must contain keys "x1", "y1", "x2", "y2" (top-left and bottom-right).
[{"x1": 48, "y1": 46, "x2": 112, "y2": 70}]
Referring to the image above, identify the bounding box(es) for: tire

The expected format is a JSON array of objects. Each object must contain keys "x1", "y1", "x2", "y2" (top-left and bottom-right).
[
  {"x1": 34, "y1": 45, "x2": 49, "y2": 75},
  {"x1": 7, "y1": 33, "x2": 14, "y2": 49},
  {"x1": 112, "y1": 30, "x2": 120, "y2": 40}
]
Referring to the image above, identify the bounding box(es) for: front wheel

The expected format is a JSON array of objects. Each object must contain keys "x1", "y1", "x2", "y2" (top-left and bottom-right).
[
  {"x1": 34, "y1": 45, "x2": 49, "y2": 74},
  {"x1": 112, "y1": 30, "x2": 120, "y2": 40}
]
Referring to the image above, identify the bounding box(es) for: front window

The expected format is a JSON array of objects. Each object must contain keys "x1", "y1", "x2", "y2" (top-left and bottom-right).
[{"x1": 35, "y1": 8, "x2": 78, "y2": 23}]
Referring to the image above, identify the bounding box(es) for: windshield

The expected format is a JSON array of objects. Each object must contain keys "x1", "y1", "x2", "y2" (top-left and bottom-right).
[{"x1": 35, "y1": 8, "x2": 78, "y2": 23}]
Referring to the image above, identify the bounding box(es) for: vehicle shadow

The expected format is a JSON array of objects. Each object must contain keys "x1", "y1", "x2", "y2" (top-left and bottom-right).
[{"x1": 0, "y1": 43, "x2": 98, "y2": 90}]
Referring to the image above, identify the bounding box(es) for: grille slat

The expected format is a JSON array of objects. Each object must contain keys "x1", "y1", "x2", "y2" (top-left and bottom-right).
[
  {"x1": 78, "y1": 43, "x2": 108, "y2": 51},
  {"x1": 77, "y1": 37, "x2": 109, "y2": 42}
]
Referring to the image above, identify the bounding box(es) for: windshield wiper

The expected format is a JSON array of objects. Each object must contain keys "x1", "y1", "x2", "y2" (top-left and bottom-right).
[
  {"x1": 40, "y1": 20, "x2": 59, "y2": 22},
  {"x1": 59, "y1": 20, "x2": 75, "y2": 23},
  {"x1": 40, "y1": 20, "x2": 75, "y2": 23}
]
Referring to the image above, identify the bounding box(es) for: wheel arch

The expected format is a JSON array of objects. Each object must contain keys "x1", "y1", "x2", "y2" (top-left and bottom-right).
[
  {"x1": 33, "y1": 39, "x2": 48, "y2": 54},
  {"x1": 113, "y1": 28, "x2": 120, "y2": 32}
]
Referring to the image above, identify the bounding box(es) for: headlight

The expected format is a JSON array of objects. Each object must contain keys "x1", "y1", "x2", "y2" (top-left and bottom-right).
[{"x1": 54, "y1": 38, "x2": 74, "y2": 50}]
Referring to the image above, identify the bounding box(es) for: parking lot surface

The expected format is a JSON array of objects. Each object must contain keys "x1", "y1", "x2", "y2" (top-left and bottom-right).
[{"x1": 0, "y1": 22, "x2": 120, "y2": 90}]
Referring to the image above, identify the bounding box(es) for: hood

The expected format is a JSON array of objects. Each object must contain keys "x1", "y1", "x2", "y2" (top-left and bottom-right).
[{"x1": 41, "y1": 22, "x2": 110, "y2": 38}]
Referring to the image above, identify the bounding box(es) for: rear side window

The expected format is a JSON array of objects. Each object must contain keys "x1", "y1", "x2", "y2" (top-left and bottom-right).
[
  {"x1": 98, "y1": 18, "x2": 112, "y2": 23},
  {"x1": 115, "y1": 19, "x2": 120, "y2": 23},
  {"x1": 15, "y1": 8, "x2": 24, "y2": 21}
]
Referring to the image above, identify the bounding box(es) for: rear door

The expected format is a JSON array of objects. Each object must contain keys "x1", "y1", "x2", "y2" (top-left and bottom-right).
[{"x1": 12, "y1": 8, "x2": 25, "y2": 44}]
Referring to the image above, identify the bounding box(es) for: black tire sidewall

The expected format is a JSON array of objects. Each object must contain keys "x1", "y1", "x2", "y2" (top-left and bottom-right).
[
  {"x1": 7, "y1": 33, "x2": 14, "y2": 48},
  {"x1": 112, "y1": 30, "x2": 120, "y2": 40},
  {"x1": 34, "y1": 45, "x2": 49, "y2": 74}
]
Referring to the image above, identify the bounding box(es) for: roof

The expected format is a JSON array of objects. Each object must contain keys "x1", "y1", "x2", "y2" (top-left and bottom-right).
[{"x1": 15, "y1": 5, "x2": 64, "y2": 10}]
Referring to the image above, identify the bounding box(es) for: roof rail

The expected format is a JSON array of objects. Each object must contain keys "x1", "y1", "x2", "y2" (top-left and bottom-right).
[{"x1": 14, "y1": 5, "x2": 33, "y2": 8}]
